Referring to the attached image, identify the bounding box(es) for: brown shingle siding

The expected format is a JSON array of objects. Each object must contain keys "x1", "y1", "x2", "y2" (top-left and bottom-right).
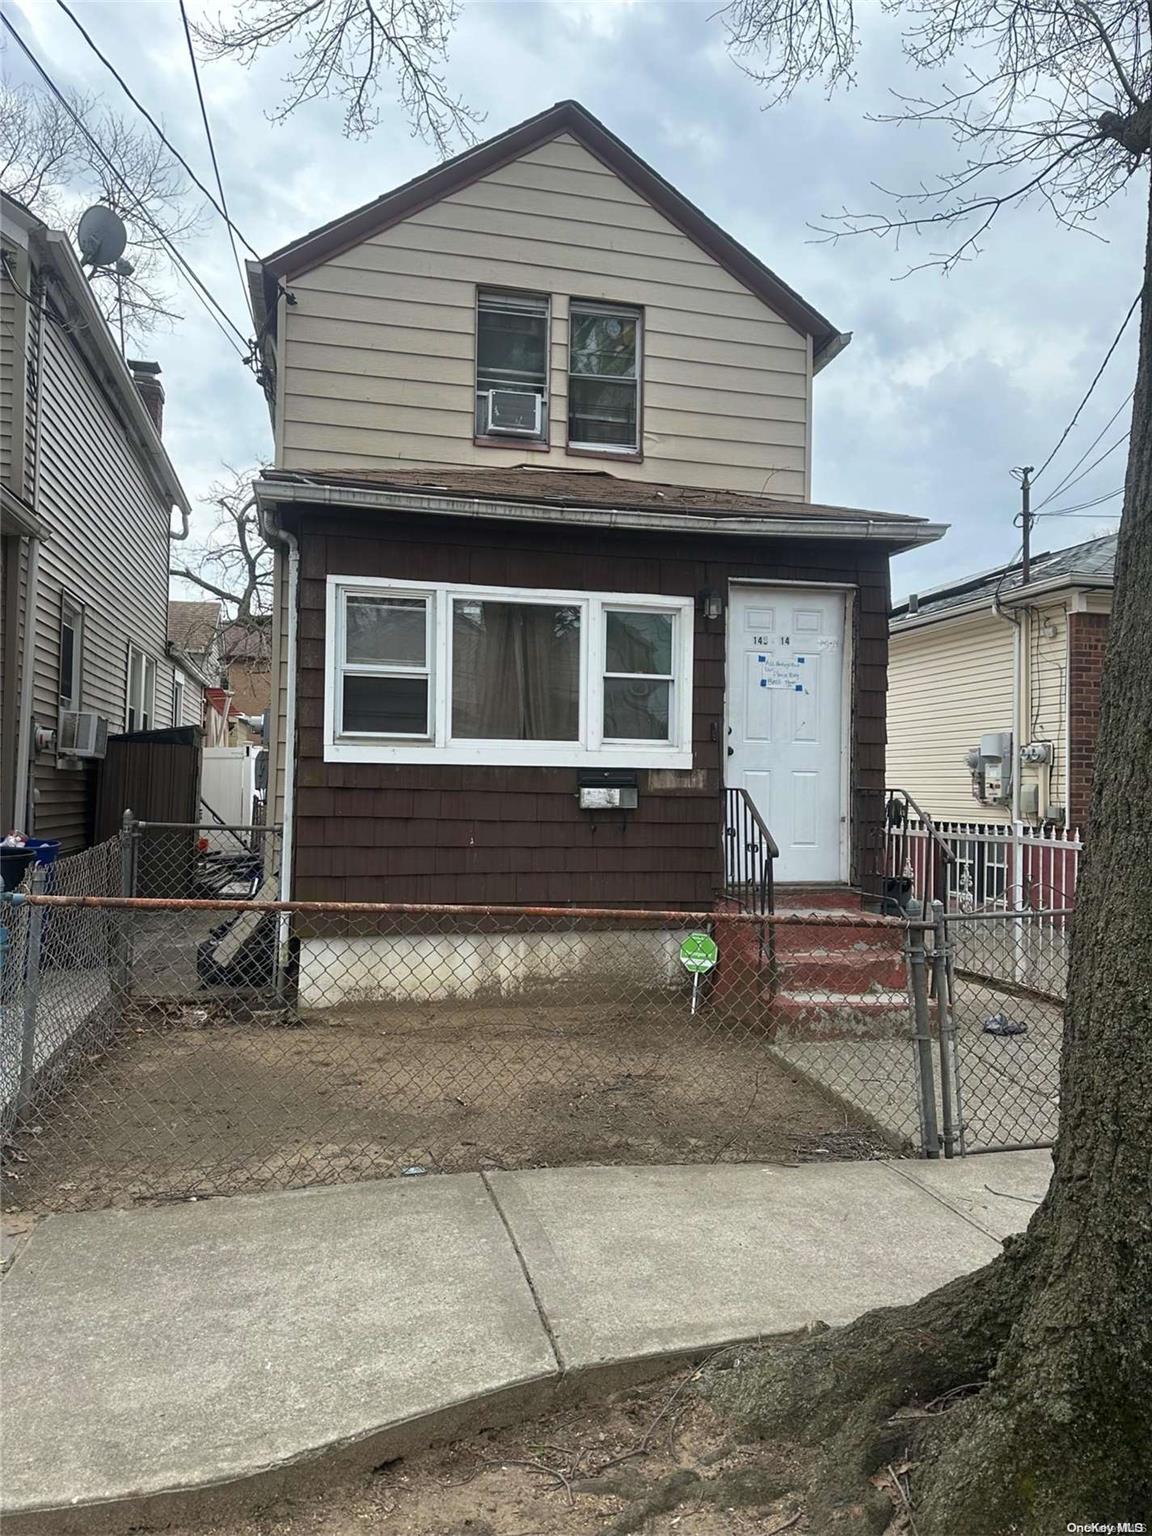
[{"x1": 288, "y1": 506, "x2": 890, "y2": 906}]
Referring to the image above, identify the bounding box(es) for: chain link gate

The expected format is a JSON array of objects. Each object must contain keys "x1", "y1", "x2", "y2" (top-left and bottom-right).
[{"x1": 913, "y1": 902, "x2": 1066, "y2": 1157}]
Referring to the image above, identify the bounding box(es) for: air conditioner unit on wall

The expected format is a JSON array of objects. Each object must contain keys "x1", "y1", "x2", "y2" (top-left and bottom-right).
[
  {"x1": 486, "y1": 389, "x2": 543, "y2": 436},
  {"x1": 59, "y1": 711, "x2": 109, "y2": 759}
]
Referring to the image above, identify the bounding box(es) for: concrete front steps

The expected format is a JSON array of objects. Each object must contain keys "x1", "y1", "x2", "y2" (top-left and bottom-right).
[{"x1": 715, "y1": 886, "x2": 911, "y2": 1039}]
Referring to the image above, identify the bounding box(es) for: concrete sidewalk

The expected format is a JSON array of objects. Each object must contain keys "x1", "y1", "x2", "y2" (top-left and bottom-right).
[{"x1": 1, "y1": 1153, "x2": 1051, "y2": 1531}]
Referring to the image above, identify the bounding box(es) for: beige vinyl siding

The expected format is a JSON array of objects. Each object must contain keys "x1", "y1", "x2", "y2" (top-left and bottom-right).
[
  {"x1": 29, "y1": 291, "x2": 175, "y2": 849},
  {"x1": 887, "y1": 612, "x2": 1015, "y2": 823},
  {"x1": 279, "y1": 134, "x2": 811, "y2": 496}
]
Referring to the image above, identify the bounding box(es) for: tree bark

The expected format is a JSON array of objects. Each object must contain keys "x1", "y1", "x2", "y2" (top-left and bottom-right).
[
  {"x1": 909, "y1": 161, "x2": 1152, "y2": 1536},
  {"x1": 708, "y1": 167, "x2": 1152, "y2": 1533}
]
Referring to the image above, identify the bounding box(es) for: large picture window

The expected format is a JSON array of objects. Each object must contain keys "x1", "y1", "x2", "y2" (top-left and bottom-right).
[
  {"x1": 568, "y1": 301, "x2": 641, "y2": 453},
  {"x1": 326, "y1": 577, "x2": 693, "y2": 767}
]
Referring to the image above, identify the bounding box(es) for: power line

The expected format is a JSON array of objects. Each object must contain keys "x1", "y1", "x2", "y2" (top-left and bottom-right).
[
  {"x1": 1034, "y1": 487, "x2": 1124, "y2": 518},
  {"x1": 1, "y1": 11, "x2": 249, "y2": 357},
  {"x1": 1032, "y1": 293, "x2": 1140, "y2": 483},
  {"x1": 1034, "y1": 390, "x2": 1134, "y2": 510},
  {"x1": 1040, "y1": 431, "x2": 1129, "y2": 503},
  {"x1": 53, "y1": 0, "x2": 261, "y2": 263},
  {"x1": 176, "y1": 0, "x2": 255, "y2": 329}
]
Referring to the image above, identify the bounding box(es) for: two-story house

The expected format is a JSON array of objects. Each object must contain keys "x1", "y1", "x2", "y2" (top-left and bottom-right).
[
  {"x1": 249, "y1": 101, "x2": 945, "y2": 944},
  {"x1": 1, "y1": 194, "x2": 192, "y2": 852}
]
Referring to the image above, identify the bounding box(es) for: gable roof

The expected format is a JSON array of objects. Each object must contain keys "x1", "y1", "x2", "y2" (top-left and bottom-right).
[
  {"x1": 251, "y1": 101, "x2": 848, "y2": 368},
  {"x1": 892, "y1": 533, "x2": 1118, "y2": 626},
  {"x1": 168, "y1": 599, "x2": 221, "y2": 651}
]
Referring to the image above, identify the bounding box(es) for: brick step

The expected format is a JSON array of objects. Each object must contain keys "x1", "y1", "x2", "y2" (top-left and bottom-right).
[
  {"x1": 770, "y1": 990, "x2": 911, "y2": 1041},
  {"x1": 771, "y1": 920, "x2": 905, "y2": 956},
  {"x1": 774, "y1": 884, "x2": 864, "y2": 912},
  {"x1": 776, "y1": 949, "x2": 907, "y2": 993}
]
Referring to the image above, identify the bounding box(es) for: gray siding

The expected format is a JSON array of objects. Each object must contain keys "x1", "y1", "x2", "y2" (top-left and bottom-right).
[
  {"x1": 0, "y1": 236, "x2": 15, "y2": 489},
  {"x1": 28, "y1": 277, "x2": 175, "y2": 849}
]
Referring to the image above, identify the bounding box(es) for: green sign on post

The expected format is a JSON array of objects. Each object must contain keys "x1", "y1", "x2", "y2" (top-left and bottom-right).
[
  {"x1": 679, "y1": 932, "x2": 718, "y2": 1015},
  {"x1": 679, "y1": 933, "x2": 718, "y2": 973}
]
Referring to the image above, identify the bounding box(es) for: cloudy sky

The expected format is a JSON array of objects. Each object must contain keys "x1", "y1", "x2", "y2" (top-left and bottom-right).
[{"x1": 5, "y1": 0, "x2": 1143, "y2": 599}]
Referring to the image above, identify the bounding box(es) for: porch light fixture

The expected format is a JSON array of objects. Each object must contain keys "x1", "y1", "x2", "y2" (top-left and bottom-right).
[{"x1": 698, "y1": 588, "x2": 724, "y2": 622}]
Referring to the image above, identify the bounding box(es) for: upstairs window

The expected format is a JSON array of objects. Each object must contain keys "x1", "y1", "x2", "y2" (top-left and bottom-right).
[
  {"x1": 475, "y1": 289, "x2": 549, "y2": 441},
  {"x1": 126, "y1": 645, "x2": 156, "y2": 733},
  {"x1": 59, "y1": 597, "x2": 84, "y2": 713},
  {"x1": 568, "y1": 302, "x2": 640, "y2": 453}
]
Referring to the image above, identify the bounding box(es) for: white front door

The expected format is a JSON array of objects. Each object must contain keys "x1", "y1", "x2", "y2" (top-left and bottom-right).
[{"x1": 726, "y1": 585, "x2": 847, "y2": 883}]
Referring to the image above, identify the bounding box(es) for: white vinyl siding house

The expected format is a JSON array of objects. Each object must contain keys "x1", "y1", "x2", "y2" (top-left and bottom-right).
[
  {"x1": 276, "y1": 134, "x2": 814, "y2": 497},
  {"x1": 888, "y1": 612, "x2": 1016, "y2": 823},
  {"x1": 887, "y1": 537, "x2": 1116, "y2": 829}
]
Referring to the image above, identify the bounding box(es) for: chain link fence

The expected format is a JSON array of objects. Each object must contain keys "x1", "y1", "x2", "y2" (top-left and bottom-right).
[
  {"x1": 942, "y1": 908, "x2": 1069, "y2": 1153},
  {"x1": 1, "y1": 868, "x2": 1068, "y2": 1210}
]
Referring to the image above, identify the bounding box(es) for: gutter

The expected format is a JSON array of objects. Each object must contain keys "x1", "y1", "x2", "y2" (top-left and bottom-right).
[
  {"x1": 891, "y1": 575, "x2": 1115, "y2": 634},
  {"x1": 256, "y1": 479, "x2": 947, "y2": 551}
]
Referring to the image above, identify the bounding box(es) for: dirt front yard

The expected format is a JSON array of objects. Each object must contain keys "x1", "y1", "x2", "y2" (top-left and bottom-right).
[{"x1": 3, "y1": 993, "x2": 900, "y2": 1212}]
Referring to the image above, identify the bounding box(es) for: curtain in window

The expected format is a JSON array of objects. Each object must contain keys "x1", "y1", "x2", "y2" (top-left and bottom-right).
[{"x1": 452, "y1": 601, "x2": 580, "y2": 740}]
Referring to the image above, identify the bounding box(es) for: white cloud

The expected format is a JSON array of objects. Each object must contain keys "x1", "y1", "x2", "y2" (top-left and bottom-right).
[{"x1": 4, "y1": 0, "x2": 1141, "y2": 596}]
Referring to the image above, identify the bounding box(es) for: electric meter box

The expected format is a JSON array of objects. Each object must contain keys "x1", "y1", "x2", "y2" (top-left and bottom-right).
[{"x1": 979, "y1": 730, "x2": 1013, "y2": 805}]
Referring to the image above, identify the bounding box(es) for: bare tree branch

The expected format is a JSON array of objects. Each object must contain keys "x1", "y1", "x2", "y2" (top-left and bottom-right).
[
  {"x1": 0, "y1": 81, "x2": 207, "y2": 343},
  {"x1": 718, "y1": 0, "x2": 1152, "y2": 269},
  {"x1": 173, "y1": 467, "x2": 273, "y2": 633},
  {"x1": 193, "y1": 0, "x2": 482, "y2": 149}
]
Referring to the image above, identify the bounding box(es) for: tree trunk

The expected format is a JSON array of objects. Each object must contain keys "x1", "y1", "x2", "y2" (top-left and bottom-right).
[
  {"x1": 909, "y1": 163, "x2": 1152, "y2": 1536},
  {"x1": 708, "y1": 169, "x2": 1152, "y2": 1533}
]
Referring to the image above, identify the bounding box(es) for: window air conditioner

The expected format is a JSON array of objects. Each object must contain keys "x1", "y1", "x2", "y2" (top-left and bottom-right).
[
  {"x1": 486, "y1": 389, "x2": 543, "y2": 436},
  {"x1": 59, "y1": 710, "x2": 109, "y2": 759}
]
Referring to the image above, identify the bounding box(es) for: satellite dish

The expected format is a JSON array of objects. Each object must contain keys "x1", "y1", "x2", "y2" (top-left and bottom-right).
[{"x1": 77, "y1": 205, "x2": 127, "y2": 269}]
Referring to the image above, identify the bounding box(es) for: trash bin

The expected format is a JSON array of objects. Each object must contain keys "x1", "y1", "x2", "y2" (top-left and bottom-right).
[
  {"x1": 25, "y1": 839, "x2": 61, "y2": 866},
  {"x1": 0, "y1": 846, "x2": 35, "y2": 891}
]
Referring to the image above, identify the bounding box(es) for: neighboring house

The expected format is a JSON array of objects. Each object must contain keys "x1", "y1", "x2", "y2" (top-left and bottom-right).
[
  {"x1": 888, "y1": 534, "x2": 1116, "y2": 830},
  {"x1": 166, "y1": 601, "x2": 272, "y2": 739},
  {"x1": 0, "y1": 194, "x2": 192, "y2": 850},
  {"x1": 219, "y1": 620, "x2": 272, "y2": 725},
  {"x1": 248, "y1": 100, "x2": 945, "y2": 918},
  {"x1": 167, "y1": 599, "x2": 223, "y2": 730}
]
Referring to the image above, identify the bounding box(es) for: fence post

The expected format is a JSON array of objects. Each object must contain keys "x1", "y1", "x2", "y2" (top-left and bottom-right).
[
  {"x1": 115, "y1": 810, "x2": 137, "y2": 1000},
  {"x1": 930, "y1": 899, "x2": 959, "y2": 1159},
  {"x1": 1011, "y1": 818, "x2": 1027, "y2": 985},
  {"x1": 17, "y1": 866, "x2": 46, "y2": 1116},
  {"x1": 906, "y1": 901, "x2": 940, "y2": 1158}
]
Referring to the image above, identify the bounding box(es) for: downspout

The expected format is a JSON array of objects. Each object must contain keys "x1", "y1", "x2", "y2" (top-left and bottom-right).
[
  {"x1": 13, "y1": 535, "x2": 40, "y2": 833},
  {"x1": 253, "y1": 494, "x2": 299, "y2": 904},
  {"x1": 991, "y1": 588, "x2": 1026, "y2": 934}
]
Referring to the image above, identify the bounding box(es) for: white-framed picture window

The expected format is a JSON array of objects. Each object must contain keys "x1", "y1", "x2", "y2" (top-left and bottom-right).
[
  {"x1": 568, "y1": 301, "x2": 641, "y2": 453},
  {"x1": 475, "y1": 288, "x2": 550, "y2": 440},
  {"x1": 126, "y1": 645, "x2": 156, "y2": 732},
  {"x1": 58, "y1": 596, "x2": 84, "y2": 713},
  {"x1": 325, "y1": 576, "x2": 694, "y2": 768}
]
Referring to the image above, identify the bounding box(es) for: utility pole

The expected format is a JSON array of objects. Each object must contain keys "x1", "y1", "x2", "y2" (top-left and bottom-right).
[{"x1": 1018, "y1": 465, "x2": 1034, "y2": 585}]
